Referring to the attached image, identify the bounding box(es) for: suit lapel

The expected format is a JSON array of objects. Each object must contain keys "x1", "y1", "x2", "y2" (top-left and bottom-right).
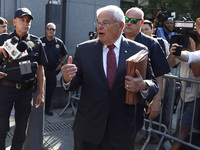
[
  {"x1": 94, "y1": 40, "x2": 110, "y2": 89},
  {"x1": 116, "y1": 37, "x2": 131, "y2": 79}
]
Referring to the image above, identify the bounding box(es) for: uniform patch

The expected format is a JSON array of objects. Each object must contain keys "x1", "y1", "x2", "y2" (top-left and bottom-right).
[
  {"x1": 55, "y1": 44, "x2": 60, "y2": 49},
  {"x1": 22, "y1": 8, "x2": 31, "y2": 14},
  {"x1": 27, "y1": 41, "x2": 34, "y2": 48}
]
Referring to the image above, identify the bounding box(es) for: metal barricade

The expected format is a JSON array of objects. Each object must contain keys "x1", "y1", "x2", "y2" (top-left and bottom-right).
[
  {"x1": 142, "y1": 74, "x2": 200, "y2": 150},
  {"x1": 60, "y1": 87, "x2": 81, "y2": 116}
]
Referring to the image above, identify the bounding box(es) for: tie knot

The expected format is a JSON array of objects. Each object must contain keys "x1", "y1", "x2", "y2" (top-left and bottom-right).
[{"x1": 107, "y1": 44, "x2": 115, "y2": 50}]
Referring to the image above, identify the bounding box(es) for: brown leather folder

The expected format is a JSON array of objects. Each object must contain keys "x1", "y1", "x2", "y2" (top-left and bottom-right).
[{"x1": 125, "y1": 50, "x2": 148, "y2": 105}]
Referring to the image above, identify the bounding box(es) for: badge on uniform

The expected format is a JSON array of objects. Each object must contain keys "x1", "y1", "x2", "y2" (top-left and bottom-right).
[
  {"x1": 55, "y1": 44, "x2": 60, "y2": 49},
  {"x1": 27, "y1": 41, "x2": 34, "y2": 48},
  {"x1": 19, "y1": 60, "x2": 32, "y2": 75}
]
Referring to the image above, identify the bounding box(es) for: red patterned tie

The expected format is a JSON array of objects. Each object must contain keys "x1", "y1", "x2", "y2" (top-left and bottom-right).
[{"x1": 107, "y1": 44, "x2": 116, "y2": 89}]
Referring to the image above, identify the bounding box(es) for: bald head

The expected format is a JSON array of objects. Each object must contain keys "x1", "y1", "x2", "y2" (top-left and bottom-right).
[
  {"x1": 124, "y1": 7, "x2": 144, "y2": 40},
  {"x1": 45, "y1": 22, "x2": 56, "y2": 41},
  {"x1": 125, "y1": 7, "x2": 144, "y2": 20}
]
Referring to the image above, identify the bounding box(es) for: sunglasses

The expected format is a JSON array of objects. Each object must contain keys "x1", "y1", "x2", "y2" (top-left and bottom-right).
[
  {"x1": 46, "y1": 27, "x2": 55, "y2": 31},
  {"x1": 125, "y1": 17, "x2": 142, "y2": 24}
]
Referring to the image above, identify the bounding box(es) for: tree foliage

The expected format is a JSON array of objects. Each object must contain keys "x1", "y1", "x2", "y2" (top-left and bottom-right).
[{"x1": 121, "y1": 0, "x2": 200, "y2": 21}]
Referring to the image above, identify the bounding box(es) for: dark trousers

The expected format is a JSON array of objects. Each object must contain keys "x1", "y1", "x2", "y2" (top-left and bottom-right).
[
  {"x1": 74, "y1": 127, "x2": 134, "y2": 150},
  {"x1": 0, "y1": 85, "x2": 32, "y2": 150},
  {"x1": 45, "y1": 70, "x2": 57, "y2": 111}
]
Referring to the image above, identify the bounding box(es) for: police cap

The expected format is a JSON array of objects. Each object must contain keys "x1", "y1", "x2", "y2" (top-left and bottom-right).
[{"x1": 14, "y1": 7, "x2": 33, "y2": 20}]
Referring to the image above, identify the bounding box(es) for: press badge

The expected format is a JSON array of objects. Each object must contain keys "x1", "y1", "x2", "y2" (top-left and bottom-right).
[{"x1": 19, "y1": 60, "x2": 32, "y2": 75}]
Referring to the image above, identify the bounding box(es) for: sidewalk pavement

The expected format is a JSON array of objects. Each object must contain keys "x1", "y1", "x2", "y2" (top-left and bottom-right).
[{"x1": 6, "y1": 107, "x2": 171, "y2": 150}]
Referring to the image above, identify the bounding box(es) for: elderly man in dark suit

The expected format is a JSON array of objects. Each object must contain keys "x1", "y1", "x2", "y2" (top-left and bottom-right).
[{"x1": 61, "y1": 5, "x2": 158, "y2": 150}]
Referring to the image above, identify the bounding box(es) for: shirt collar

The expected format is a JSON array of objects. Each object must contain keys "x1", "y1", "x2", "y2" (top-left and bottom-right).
[{"x1": 103, "y1": 35, "x2": 122, "y2": 49}]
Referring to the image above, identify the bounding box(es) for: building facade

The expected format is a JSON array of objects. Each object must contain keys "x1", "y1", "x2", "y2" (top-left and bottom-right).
[{"x1": 0, "y1": 0, "x2": 120, "y2": 56}]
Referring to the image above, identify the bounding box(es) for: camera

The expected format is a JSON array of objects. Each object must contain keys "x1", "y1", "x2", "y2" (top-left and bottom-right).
[
  {"x1": 88, "y1": 31, "x2": 97, "y2": 40},
  {"x1": 173, "y1": 45, "x2": 183, "y2": 56},
  {"x1": 158, "y1": 11, "x2": 169, "y2": 22},
  {"x1": 170, "y1": 13, "x2": 195, "y2": 49}
]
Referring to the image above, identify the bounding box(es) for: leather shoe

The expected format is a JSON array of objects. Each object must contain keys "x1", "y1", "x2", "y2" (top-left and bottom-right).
[{"x1": 45, "y1": 110, "x2": 53, "y2": 116}]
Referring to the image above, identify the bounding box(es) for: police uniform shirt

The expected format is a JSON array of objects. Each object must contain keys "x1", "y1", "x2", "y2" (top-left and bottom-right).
[
  {"x1": 0, "y1": 31, "x2": 48, "y2": 82},
  {"x1": 134, "y1": 32, "x2": 170, "y2": 77},
  {"x1": 40, "y1": 36, "x2": 67, "y2": 69}
]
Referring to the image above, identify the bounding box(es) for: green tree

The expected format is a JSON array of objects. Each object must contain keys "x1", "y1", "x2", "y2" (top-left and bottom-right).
[{"x1": 121, "y1": 0, "x2": 200, "y2": 21}]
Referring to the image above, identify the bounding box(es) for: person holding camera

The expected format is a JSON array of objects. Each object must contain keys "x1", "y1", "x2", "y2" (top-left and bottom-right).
[
  {"x1": 0, "y1": 7, "x2": 47, "y2": 150},
  {"x1": 153, "y1": 11, "x2": 176, "y2": 43},
  {"x1": 167, "y1": 40, "x2": 200, "y2": 150},
  {"x1": 170, "y1": 18, "x2": 200, "y2": 63}
]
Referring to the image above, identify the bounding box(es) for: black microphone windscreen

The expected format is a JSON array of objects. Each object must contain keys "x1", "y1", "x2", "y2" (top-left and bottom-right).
[
  {"x1": 17, "y1": 41, "x2": 28, "y2": 52},
  {"x1": 11, "y1": 36, "x2": 19, "y2": 44},
  {"x1": 27, "y1": 47, "x2": 33, "y2": 54}
]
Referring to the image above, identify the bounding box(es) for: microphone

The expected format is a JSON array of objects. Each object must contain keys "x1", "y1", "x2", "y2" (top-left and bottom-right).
[
  {"x1": 0, "y1": 39, "x2": 32, "y2": 65},
  {"x1": 16, "y1": 41, "x2": 32, "y2": 59},
  {"x1": 0, "y1": 36, "x2": 19, "y2": 64},
  {"x1": 0, "y1": 61, "x2": 38, "y2": 73},
  {"x1": 2, "y1": 36, "x2": 21, "y2": 59}
]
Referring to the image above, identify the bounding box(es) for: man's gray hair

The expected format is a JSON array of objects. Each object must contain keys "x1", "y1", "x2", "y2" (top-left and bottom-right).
[
  {"x1": 96, "y1": 5, "x2": 125, "y2": 25},
  {"x1": 125, "y1": 7, "x2": 144, "y2": 20}
]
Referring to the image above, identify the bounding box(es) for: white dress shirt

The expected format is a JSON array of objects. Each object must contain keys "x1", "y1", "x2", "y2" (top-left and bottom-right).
[{"x1": 103, "y1": 36, "x2": 121, "y2": 76}]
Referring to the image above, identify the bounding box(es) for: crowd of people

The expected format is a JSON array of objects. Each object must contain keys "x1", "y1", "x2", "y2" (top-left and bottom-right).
[{"x1": 0, "y1": 4, "x2": 199, "y2": 150}]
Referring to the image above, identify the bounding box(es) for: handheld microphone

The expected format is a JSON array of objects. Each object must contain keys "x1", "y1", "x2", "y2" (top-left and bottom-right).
[
  {"x1": 16, "y1": 41, "x2": 32, "y2": 59},
  {"x1": 0, "y1": 39, "x2": 32, "y2": 65},
  {"x1": 0, "y1": 36, "x2": 19, "y2": 64},
  {"x1": 2, "y1": 36, "x2": 21, "y2": 59}
]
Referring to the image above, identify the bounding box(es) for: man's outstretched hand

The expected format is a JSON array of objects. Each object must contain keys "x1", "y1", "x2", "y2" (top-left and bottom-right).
[{"x1": 61, "y1": 56, "x2": 77, "y2": 83}]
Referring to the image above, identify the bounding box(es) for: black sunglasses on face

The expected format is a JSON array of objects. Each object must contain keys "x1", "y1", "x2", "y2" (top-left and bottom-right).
[
  {"x1": 46, "y1": 27, "x2": 55, "y2": 31},
  {"x1": 125, "y1": 17, "x2": 142, "y2": 24}
]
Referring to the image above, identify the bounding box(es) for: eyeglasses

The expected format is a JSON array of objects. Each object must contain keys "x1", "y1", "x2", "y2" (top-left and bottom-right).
[
  {"x1": 94, "y1": 21, "x2": 118, "y2": 27},
  {"x1": 46, "y1": 27, "x2": 55, "y2": 31},
  {"x1": 125, "y1": 17, "x2": 142, "y2": 24}
]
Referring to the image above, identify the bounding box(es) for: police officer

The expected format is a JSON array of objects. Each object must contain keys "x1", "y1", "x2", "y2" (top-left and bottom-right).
[
  {"x1": 40, "y1": 22, "x2": 67, "y2": 116},
  {"x1": 0, "y1": 7, "x2": 47, "y2": 150}
]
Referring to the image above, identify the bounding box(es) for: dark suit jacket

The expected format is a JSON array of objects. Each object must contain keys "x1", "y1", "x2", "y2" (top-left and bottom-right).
[{"x1": 64, "y1": 36, "x2": 158, "y2": 147}]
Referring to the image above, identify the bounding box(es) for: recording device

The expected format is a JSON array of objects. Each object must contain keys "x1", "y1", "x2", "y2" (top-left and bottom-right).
[
  {"x1": 88, "y1": 31, "x2": 97, "y2": 40},
  {"x1": 172, "y1": 45, "x2": 183, "y2": 56},
  {"x1": 2, "y1": 37, "x2": 31, "y2": 59},
  {"x1": 171, "y1": 13, "x2": 195, "y2": 49},
  {"x1": 2, "y1": 36, "x2": 21, "y2": 59},
  {"x1": 0, "y1": 37, "x2": 35, "y2": 75},
  {"x1": 157, "y1": 11, "x2": 169, "y2": 22},
  {"x1": 0, "y1": 61, "x2": 38, "y2": 74},
  {"x1": 0, "y1": 39, "x2": 32, "y2": 65}
]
